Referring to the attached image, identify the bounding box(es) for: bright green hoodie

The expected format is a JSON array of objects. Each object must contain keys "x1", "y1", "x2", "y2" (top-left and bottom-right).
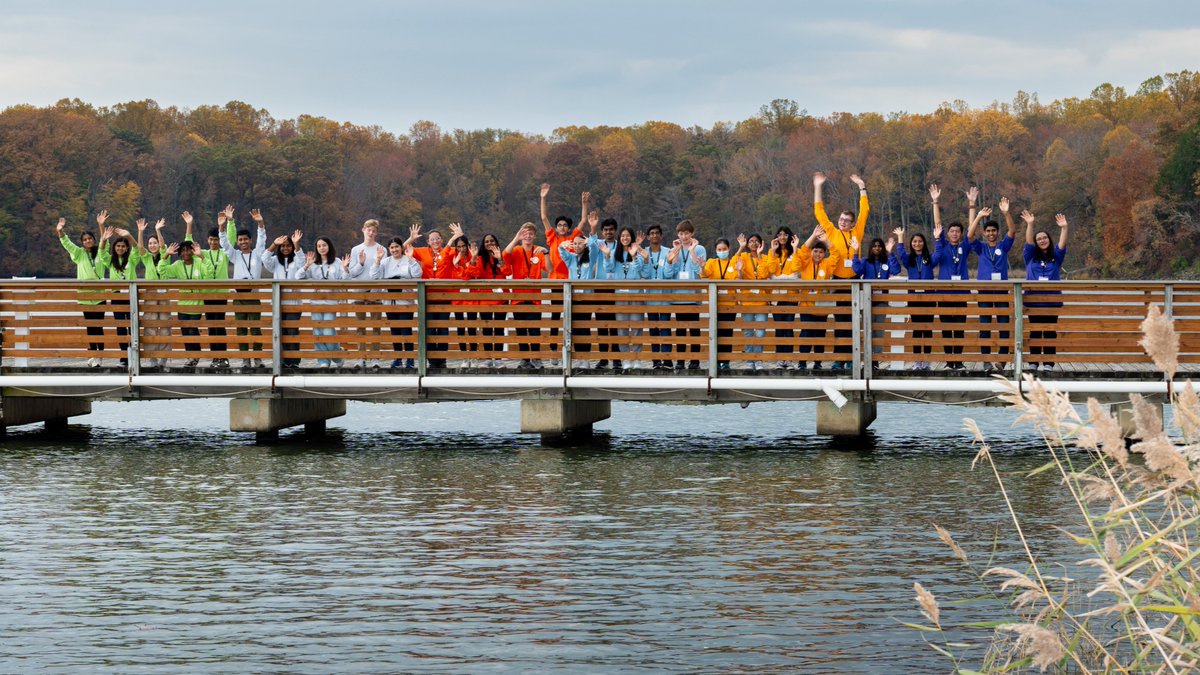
[
  {"x1": 156, "y1": 255, "x2": 214, "y2": 310},
  {"x1": 59, "y1": 234, "x2": 104, "y2": 305}
]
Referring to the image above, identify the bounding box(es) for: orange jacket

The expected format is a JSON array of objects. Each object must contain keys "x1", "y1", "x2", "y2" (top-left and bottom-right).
[
  {"x1": 545, "y1": 226, "x2": 583, "y2": 280},
  {"x1": 815, "y1": 194, "x2": 869, "y2": 279},
  {"x1": 504, "y1": 246, "x2": 548, "y2": 305},
  {"x1": 464, "y1": 254, "x2": 512, "y2": 306}
]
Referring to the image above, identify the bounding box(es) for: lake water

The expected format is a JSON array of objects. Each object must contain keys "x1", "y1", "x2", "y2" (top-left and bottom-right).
[{"x1": 1, "y1": 399, "x2": 1080, "y2": 673}]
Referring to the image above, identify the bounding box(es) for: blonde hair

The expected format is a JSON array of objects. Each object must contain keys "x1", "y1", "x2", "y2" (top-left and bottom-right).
[
  {"x1": 519, "y1": 222, "x2": 537, "y2": 233},
  {"x1": 363, "y1": 219, "x2": 380, "y2": 230}
]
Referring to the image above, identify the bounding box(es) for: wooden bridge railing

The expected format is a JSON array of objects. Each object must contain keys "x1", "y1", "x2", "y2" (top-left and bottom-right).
[{"x1": 1, "y1": 280, "x2": 1197, "y2": 377}]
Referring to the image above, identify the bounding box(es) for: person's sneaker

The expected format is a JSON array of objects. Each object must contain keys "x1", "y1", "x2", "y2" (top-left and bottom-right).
[
  {"x1": 832, "y1": 361, "x2": 844, "y2": 370},
  {"x1": 185, "y1": 358, "x2": 199, "y2": 368},
  {"x1": 1025, "y1": 362, "x2": 1038, "y2": 371},
  {"x1": 242, "y1": 358, "x2": 253, "y2": 369},
  {"x1": 613, "y1": 360, "x2": 623, "y2": 371},
  {"x1": 596, "y1": 360, "x2": 610, "y2": 370},
  {"x1": 405, "y1": 359, "x2": 415, "y2": 369},
  {"x1": 391, "y1": 359, "x2": 402, "y2": 369},
  {"x1": 254, "y1": 358, "x2": 264, "y2": 368},
  {"x1": 333, "y1": 358, "x2": 344, "y2": 368},
  {"x1": 983, "y1": 364, "x2": 998, "y2": 375},
  {"x1": 1041, "y1": 363, "x2": 1054, "y2": 372},
  {"x1": 530, "y1": 359, "x2": 543, "y2": 369},
  {"x1": 812, "y1": 362, "x2": 822, "y2": 370},
  {"x1": 370, "y1": 359, "x2": 382, "y2": 370},
  {"x1": 688, "y1": 360, "x2": 700, "y2": 370}
]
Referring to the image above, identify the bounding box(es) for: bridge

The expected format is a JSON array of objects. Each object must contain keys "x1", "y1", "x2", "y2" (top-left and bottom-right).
[{"x1": 1, "y1": 280, "x2": 1195, "y2": 439}]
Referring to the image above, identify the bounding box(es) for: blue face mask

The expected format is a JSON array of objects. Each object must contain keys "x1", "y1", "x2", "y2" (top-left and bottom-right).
[{"x1": 716, "y1": 250, "x2": 730, "y2": 260}]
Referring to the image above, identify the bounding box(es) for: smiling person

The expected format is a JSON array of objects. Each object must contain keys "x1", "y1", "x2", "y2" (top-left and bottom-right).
[
  {"x1": 263, "y1": 229, "x2": 305, "y2": 368},
  {"x1": 1022, "y1": 210, "x2": 1069, "y2": 372},
  {"x1": 347, "y1": 218, "x2": 388, "y2": 370},
  {"x1": 219, "y1": 207, "x2": 267, "y2": 369},
  {"x1": 137, "y1": 218, "x2": 172, "y2": 369},
  {"x1": 297, "y1": 237, "x2": 348, "y2": 368},
  {"x1": 814, "y1": 171, "x2": 868, "y2": 368},
  {"x1": 929, "y1": 185, "x2": 971, "y2": 371},
  {"x1": 185, "y1": 209, "x2": 232, "y2": 369},
  {"x1": 734, "y1": 233, "x2": 771, "y2": 371},
  {"x1": 541, "y1": 185, "x2": 586, "y2": 360},
  {"x1": 640, "y1": 224, "x2": 677, "y2": 370},
  {"x1": 892, "y1": 226, "x2": 936, "y2": 371},
  {"x1": 464, "y1": 233, "x2": 512, "y2": 369},
  {"x1": 968, "y1": 195, "x2": 1017, "y2": 374},
  {"x1": 57, "y1": 213, "x2": 106, "y2": 366},
  {"x1": 599, "y1": 226, "x2": 648, "y2": 371},
  {"x1": 370, "y1": 237, "x2": 423, "y2": 369},
  {"x1": 699, "y1": 237, "x2": 741, "y2": 370},
  {"x1": 504, "y1": 222, "x2": 549, "y2": 370},
  {"x1": 765, "y1": 226, "x2": 798, "y2": 370},
  {"x1": 558, "y1": 230, "x2": 598, "y2": 368},
  {"x1": 666, "y1": 218, "x2": 706, "y2": 371},
  {"x1": 95, "y1": 223, "x2": 137, "y2": 368},
  {"x1": 157, "y1": 238, "x2": 213, "y2": 368}
]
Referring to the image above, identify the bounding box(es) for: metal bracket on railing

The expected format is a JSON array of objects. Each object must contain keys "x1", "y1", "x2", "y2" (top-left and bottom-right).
[
  {"x1": 1164, "y1": 283, "x2": 1174, "y2": 321},
  {"x1": 854, "y1": 281, "x2": 869, "y2": 380},
  {"x1": 1012, "y1": 282, "x2": 1024, "y2": 376},
  {"x1": 129, "y1": 282, "x2": 140, "y2": 377},
  {"x1": 417, "y1": 282, "x2": 428, "y2": 378},
  {"x1": 562, "y1": 282, "x2": 573, "y2": 373},
  {"x1": 708, "y1": 283, "x2": 719, "y2": 378},
  {"x1": 271, "y1": 282, "x2": 282, "y2": 377}
]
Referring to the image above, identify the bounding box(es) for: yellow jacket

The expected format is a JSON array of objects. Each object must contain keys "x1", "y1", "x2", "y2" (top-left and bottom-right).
[
  {"x1": 816, "y1": 194, "x2": 869, "y2": 278},
  {"x1": 701, "y1": 257, "x2": 741, "y2": 281},
  {"x1": 736, "y1": 252, "x2": 771, "y2": 307}
]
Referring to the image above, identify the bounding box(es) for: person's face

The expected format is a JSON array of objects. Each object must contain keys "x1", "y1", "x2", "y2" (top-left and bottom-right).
[
  {"x1": 647, "y1": 229, "x2": 662, "y2": 245},
  {"x1": 316, "y1": 240, "x2": 329, "y2": 256},
  {"x1": 483, "y1": 236, "x2": 499, "y2": 249},
  {"x1": 114, "y1": 240, "x2": 128, "y2": 255},
  {"x1": 947, "y1": 226, "x2": 963, "y2": 244},
  {"x1": 555, "y1": 220, "x2": 571, "y2": 236},
  {"x1": 208, "y1": 235, "x2": 220, "y2": 250},
  {"x1": 678, "y1": 231, "x2": 694, "y2": 245},
  {"x1": 619, "y1": 230, "x2": 632, "y2": 246},
  {"x1": 280, "y1": 240, "x2": 294, "y2": 256},
  {"x1": 1036, "y1": 231, "x2": 1051, "y2": 250},
  {"x1": 601, "y1": 224, "x2": 616, "y2": 241},
  {"x1": 573, "y1": 235, "x2": 587, "y2": 250},
  {"x1": 363, "y1": 225, "x2": 378, "y2": 240},
  {"x1": 428, "y1": 232, "x2": 443, "y2": 249},
  {"x1": 837, "y1": 213, "x2": 854, "y2": 231},
  {"x1": 715, "y1": 243, "x2": 729, "y2": 255},
  {"x1": 520, "y1": 228, "x2": 535, "y2": 245},
  {"x1": 749, "y1": 236, "x2": 762, "y2": 252},
  {"x1": 237, "y1": 234, "x2": 252, "y2": 251},
  {"x1": 870, "y1": 241, "x2": 883, "y2": 255},
  {"x1": 389, "y1": 242, "x2": 403, "y2": 257},
  {"x1": 147, "y1": 236, "x2": 160, "y2": 253},
  {"x1": 911, "y1": 236, "x2": 926, "y2": 252},
  {"x1": 455, "y1": 241, "x2": 469, "y2": 254},
  {"x1": 811, "y1": 247, "x2": 827, "y2": 263},
  {"x1": 181, "y1": 245, "x2": 194, "y2": 262},
  {"x1": 81, "y1": 233, "x2": 96, "y2": 249}
]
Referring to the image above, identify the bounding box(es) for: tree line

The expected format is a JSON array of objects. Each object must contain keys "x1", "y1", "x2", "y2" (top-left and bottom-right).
[{"x1": 2, "y1": 70, "x2": 1199, "y2": 279}]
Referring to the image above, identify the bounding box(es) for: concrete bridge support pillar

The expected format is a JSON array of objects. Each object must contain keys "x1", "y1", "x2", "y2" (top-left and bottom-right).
[
  {"x1": 816, "y1": 397, "x2": 877, "y2": 437},
  {"x1": 520, "y1": 399, "x2": 611, "y2": 440},
  {"x1": 231, "y1": 398, "x2": 346, "y2": 442},
  {"x1": 1111, "y1": 400, "x2": 1164, "y2": 439},
  {"x1": 0, "y1": 395, "x2": 92, "y2": 434}
]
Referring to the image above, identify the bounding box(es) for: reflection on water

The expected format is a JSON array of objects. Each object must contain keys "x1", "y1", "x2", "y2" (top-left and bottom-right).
[{"x1": 0, "y1": 401, "x2": 1077, "y2": 672}]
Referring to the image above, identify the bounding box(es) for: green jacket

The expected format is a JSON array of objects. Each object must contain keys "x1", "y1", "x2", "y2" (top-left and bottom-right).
[
  {"x1": 59, "y1": 234, "x2": 104, "y2": 305},
  {"x1": 186, "y1": 233, "x2": 230, "y2": 292},
  {"x1": 97, "y1": 248, "x2": 138, "y2": 281},
  {"x1": 156, "y1": 257, "x2": 214, "y2": 310},
  {"x1": 137, "y1": 248, "x2": 167, "y2": 281}
]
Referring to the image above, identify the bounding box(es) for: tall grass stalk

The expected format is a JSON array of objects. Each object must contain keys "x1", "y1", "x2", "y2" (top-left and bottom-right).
[{"x1": 914, "y1": 305, "x2": 1200, "y2": 672}]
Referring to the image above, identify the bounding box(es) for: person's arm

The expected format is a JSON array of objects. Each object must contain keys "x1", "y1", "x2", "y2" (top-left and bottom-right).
[
  {"x1": 540, "y1": 183, "x2": 552, "y2": 232},
  {"x1": 1055, "y1": 213, "x2": 1069, "y2": 252},
  {"x1": 813, "y1": 172, "x2": 834, "y2": 234},
  {"x1": 929, "y1": 184, "x2": 942, "y2": 239},
  {"x1": 250, "y1": 209, "x2": 266, "y2": 254},
  {"x1": 579, "y1": 191, "x2": 590, "y2": 232},
  {"x1": 182, "y1": 210, "x2": 194, "y2": 242},
  {"x1": 965, "y1": 186, "x2": 978, "y2": 238},
  {"x1": 967, "y1": 206, "x2": 993, "y2": 241},
  {"x1": 56, "y1": 218, "x2": 83, "y2": 261},
  {"x1": 218, "y1": 218, "x2": 237, "y2": 258},
  {"x1": 220, "y1": 204, "x2": 236, "y2": 247},
  {"x1": 999, "y1": 197, "x2": 1017, "y2": 239},
  {"x1": 503, "y1": 229, "x2": 521, "y2": 256},
  {"x1": 406, "y1": 247, "x2": 423, "y2": 279},
  {"x1": 850, "y1": 173, "x2": 868, "y2": 240},
  {"x1": 1022, "y1": 210, "x2": 1036, "y2": 245}
]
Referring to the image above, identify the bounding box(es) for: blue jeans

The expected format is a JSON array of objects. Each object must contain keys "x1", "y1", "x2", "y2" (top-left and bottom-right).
[
  {"x1": 312, "y1": 311, "x2": 342, "y2": 365},
  {"x1": 743, "y1": 312, "x2": 767, "y2": 355}
]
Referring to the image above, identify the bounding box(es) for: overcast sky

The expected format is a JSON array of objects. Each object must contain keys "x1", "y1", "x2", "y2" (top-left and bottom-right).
[{"x1": 2, "y1": 0, "x2": 1198, "y2": 136}]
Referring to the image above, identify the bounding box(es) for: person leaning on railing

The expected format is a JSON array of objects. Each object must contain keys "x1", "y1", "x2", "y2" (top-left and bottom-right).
[
  {"x1": 892, "y1": 226, "x2": 935, "y2": 370},
  {"x1": 967, "y1": 195, "x2": 1018, "y2": 375},
  {"x1": 1022, "y1": 210, "x2": 1069, "y2": 372},
  {"x1": 369, "y1": 237, "x2": 423, "y2": 370},
  {"x1": 734, "y1": 233, "x2": 772, "y2": 371},
  {"x1": 263, "y1": 229, "x2": 304, "y2": 368},
  {"x1": 95, "y1": 223, "x2": 136, "y2": 368},
  {"x1": 156, "y1": 238, "x2": 213, "y2": 368},
  {"x1": 56, "y1": 213, "x2": 106, "y2": 367},
  {"x1": 219, "y1": 207, "x2": 267, "y2": 370},
  {"x1": 814, "y1": 171, "x2": 869, "y2": 369}
]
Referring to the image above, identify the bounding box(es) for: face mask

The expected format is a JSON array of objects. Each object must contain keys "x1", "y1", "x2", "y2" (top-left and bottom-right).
[{"x1": 716, "y1": 250, "x2": 730, "y2": 260}]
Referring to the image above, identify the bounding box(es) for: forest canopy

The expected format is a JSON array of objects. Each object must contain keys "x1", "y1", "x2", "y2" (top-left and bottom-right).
[{"x1": 3, "y1": 71, "x2": 1199, "y2": 279}]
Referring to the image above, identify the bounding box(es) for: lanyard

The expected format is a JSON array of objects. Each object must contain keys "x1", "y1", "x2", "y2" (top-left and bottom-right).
[
  {"x1": 183, "y1": 262, "x2": 195, "y2": 279},
  {"x1": 240, "y1": 251, "x2": 253, "y2": 274},
  {"x1": 649, "y1": 250, "x2": 662, "y2": 273},
  {"x1": 718, "y1": 258, "x2": 731, "y2": 278}
]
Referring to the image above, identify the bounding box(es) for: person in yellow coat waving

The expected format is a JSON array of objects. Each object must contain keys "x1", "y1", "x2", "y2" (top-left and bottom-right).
[{"x1": 814, "y1": 171, "x2": 869, "y2": 368}]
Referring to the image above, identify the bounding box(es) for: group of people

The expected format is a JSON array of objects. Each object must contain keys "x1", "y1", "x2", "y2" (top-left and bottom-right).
[{"x1": 55, "y1": 174, "x2": 1069, "y2": 372}]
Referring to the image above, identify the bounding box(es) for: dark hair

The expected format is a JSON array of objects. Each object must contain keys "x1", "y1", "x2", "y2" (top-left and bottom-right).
[
  {"x1": 775, "y1": 226, "x2": 794, "y2": 260},
  {"x1": 108, "y1": 238, "x2": 131, "y2": 272},
  {"x1": 574, "y1": 236, "x2": 590, "y2": 266},
  {"x1": 983, "y1": 220, "x2": 1000, "y2": 231},
  {"x1": 148, "y1": 234, "x2": 163, "y2": 265},
  {"x1": 906, "y1": 233, "x2": 931, "y2": 267},
  {"x1": 555, "y1": 216, "x2": 573, "y2": 228},
  {"x1": 208, "y1": 228, "x2": 219, "y2": 239},
  {"x1": 1032, "y1": 231, "x2": 1055, "y2": 263},
  {"x1": 647, "y1": 224, "x2": 663, "y2": 236},
  {"x1": 748, "y1": 233, "x2": 763, "y2": 245},
  {"x1": 389, "y1": 236, "x2": 405, "y2": 249},
  {"x1": 811, "y1": 240, "x2": 829, "y2": 253},
  {"x1": 715, "y1": 238, "x2": 731, "y2": 249},
  {"x1": 947, "y1": 221, "x2": 964, "y2": 233},
  {"x1": 866, "y1": 237, "x2": 887, "y2": 264},
  {"x1": 479, "y1": 234, "x2": 502, "y2": 275},
  {"x1": 236, "y1": 229, "x2": 251, "y2": 239},
  {"x1": 275, "y1": 237, "x2": 296, "y2": 266},
  {"x1": 600, "y1": 218, "x2": 618, "y2": 231},
  {"x1": 314, "y1": 236, "x2": 337, "y2": 265},
  {"x1": 81, "y1": 230, "x2": 98, "y2": 259},
  {"x1": 614, "y1": 227, "x2": 637, "y2": 263}
]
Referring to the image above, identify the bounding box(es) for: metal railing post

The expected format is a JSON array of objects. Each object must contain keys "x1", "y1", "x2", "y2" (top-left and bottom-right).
[
  {"x1": 562, "y1": 282, "x2": 573, "y2": 372},
  {"x1": 708, "y1": 283, "x2": 719, "y2": 377},
  {"x1": 272, "y1": 281, "x2": 282, "y2": 376},
  {"x1": 129, "y1": 282, "x2": 140, "y2": 376},
  {"x1": 1012, "y1": 281, "x2": 1023, "y2": 375},
  {"x1": 856, "y1": 281, "x2": 870, "y2": 380},
  {"x1": 417, "y1": 281, "x2": 428, "y2": 377}
]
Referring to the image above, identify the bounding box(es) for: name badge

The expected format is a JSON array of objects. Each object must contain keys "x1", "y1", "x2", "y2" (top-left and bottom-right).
[
  {"x1": 991, "y1": 272, "x2": 1002, "y2": 281},
  {"x1": 530, "y1": 257, "x2": 539, "y2": 264},
  {"x1": 818, "y1": 270, "x2": 826, "y2": 278},
  {"x1": 1038, "y1": 276, "x2": 1049, "y2": 281},
  {"x1": 951, "y1": 275, "x2": 962, "y2": 281},
  {"x1": 678, "y1": 271, "x2": 692, "y2": 280},
  {"x1": 843, "y1": 259, "x2": 853, "y2": 268},
  {"x1": 881, "y1": 264, "x2": 889, "y2": 271},
  {"x1": 957, "y1": 247, "x2": 963, "y2": 254}
]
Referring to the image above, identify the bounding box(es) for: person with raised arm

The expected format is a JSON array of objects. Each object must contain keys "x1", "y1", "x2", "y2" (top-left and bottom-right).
[
  {"x1": 136, "y1": 218, "x2": 171, "y2": 369},
  {"x1": 504, "y1": 222, "x2": 549, "y2": 370},
  {"x1": 589, "y1": 215, "x2": 620, "y2": 369},
  {"x1": 598, "y1": 226, "x2": 648, "y2": 371},
  {"x1": 540, "y1": 185, "x2": 586, "y2": 358},
  {"x1": 851, "y1": 236, "x2": 901, "y2": 280},
  {"x1": 57, "y1": 212, "x2": 106, "y2": 366},
  {"x1": 347, "y1": 219, "x2": 388, "y2": 370},
  {"x1": 1022, "y1": 210, "x2": 1069, "y2": 372},
  {"x1": 297, "y1": 237, "x2": 347, "y2": 368},
  {"x1": 369, "y1": 237, "x2": 423, "y2": 369},
  {"x1": 765, "y1": 226, "x2": 798, "y2": 370},
  {"x1": 929, "y1": 185, "x2": 972, "y2": 371},
  {"x1": 790, "y1": 227, "x2": 841, "y2": 370},
  {"x1": 699, "y1": 237, "x2": 742, "y2": 370},
  {"x1": 640, "y1": 224, "x2": 677, "y2": 370},
  {"x1": 95, "y1": 223, "x2": 137, "y2": 368},
  {"x1": 184, "y1": 209, "x2": 232, "y2": 368},
  {"x1": 892, "y1": 225, "x2": 936, "y2": 370},
  {"x1": 734, "y1": 233, "x2": 772, "y2": 371},
  {"x1": 157, "y1": 236, "x2": 214, "y2": 368},
  {"x1": 665, "y1": 219, "x2": 706, "y2": 371},
  {"x1": 219, "y1": 207, "x2": 267, "y2": 369},
  {"x1": 557, "y1": 230, "x2": 598, "y2": 368},
  {"x1": 814, "y1": 172, "x2": 869, "y2": 368},
  {"x1": 419, "y1": 222, "x2": 461, "y2": 369},
  {"x1": 464, "y1": 233, "x2": 512, "y2": 369},
  {"x1": 262, "y1": 229, "x2": 305, "y2": 367},
  {"x1": 968, "y1": 195, "x2": 1018, "y2": 374},
  {"x1": 445, "y1": 227, "x2": 477, "y2": 368}
]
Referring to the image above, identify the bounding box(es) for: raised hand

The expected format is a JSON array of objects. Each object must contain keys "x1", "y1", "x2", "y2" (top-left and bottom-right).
[
  {"x1": 978, "y1": 207, "x2": 993, "y2": 218},
  {"x1": 886, "y1": 238, "x2": 896, "y2": 253},
  {"x1": 850, "y1": 174, "x2": 865, "y2": 190},
  {"x1": 217, "y1": 210, "x2": 227, "y2": 226},
  {"x1": 340, "y1": 254, "x2": 351, "y2": 269},
  {"x1": 791, "y1": 234, "x2": 801, "y2": 250},
  {"x1": 769, "y1": 238, "x2": 780, "y2": 253},
  {"x1": 136, "y1": 218, "x2": 147, "y2": 232},
  {"x1": 849, "y1": 235, "x2": 860, "y2": 253},
  {"x1": 114, "y1": 227, "x2": 131, "y2": 238},
  {"x1": 598, "y1": 241, "x2": 611, "y2": 256},
  {"x1": 737, "y1": 233, "x2": 747, "y2": 249},
  {"x1": 55, "y1": 217, "x2": 66, "y2": 235},
  {"x1": 1020, "y1": 210, "x2": 1035, "y2": 226},
  {"x1": 250, "y1": 208, "x2": 263, "y2": 223},
  {"x1": 1055, "y1": 213, "x2": 1068, "y2": 228},
  {"x1": 671, "y1": 238, "x2": 682, "y2": 250},
  {"x1": 223, "y1": 204, "x2": 235, "y2": 220},
  {"x1": 155, "y1": 218, "x2": 166, "y2": 230},
  {"x1": 181, "y1": 211, "x2": 193, "y2": 225},
  {"x1": 999, "y1": 197, "x2": 1010, "y2": 214},
  {"x1": 933, "y1": 221, "x2": 943, "y2": 239},
  {"x1": 468, "y1": 241, "x2": 480, "y2": 258},
  {"x1": 813, "y1": 172, "x2": 826, "y2": 187},
  {"x1": 358, "y1": 249, "x2": 367, "y2": 264},
  {"x1": 892, "y1": 226, "x2": 904, "y2": 239},
  {"x1": 305, "y1": 251, "x2": 316, "y2": 266},
  {"x1": 928, "y1": 184, "x2": 941, "y2": 203},
  {"x1": 409, "y1": 223, "x2": 423, "y2": 240},
  {"x1": 587, "y1": 210, "x2": 599, "y2": 229},
  {"x1": 100, "y1": 226, "x2": 114, "y2": 240},
  {"x1": 966, "y1": 186, "x2": 979, "y2": 205},
  {"x1": 581, "y1": 191, "x2": 590, "y2": 205},
  {"x1": 273, "y1": 234, "x2": 290, "y2": 246},
  {"x1": 291, "y1": 230, "x2": 303, "y2": 244},
  {"x1": 448, "y1": 222, "x2": 463, "y2": 238},
  {"x1": 634, "y1": 231, "x2": 645, "y2": 248},
  {"x1": 166, "y1": 242, "x2": 180, "y2": 255},
  {"x1": 540, "y1": 183, "x2": 550, "y2": 198},
  {"x1": 375, "y1": 246, "x2": 386, "y2": 263},
  {"x1": 96, "y1": 210, "x2": 109, "y2": 227}
]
